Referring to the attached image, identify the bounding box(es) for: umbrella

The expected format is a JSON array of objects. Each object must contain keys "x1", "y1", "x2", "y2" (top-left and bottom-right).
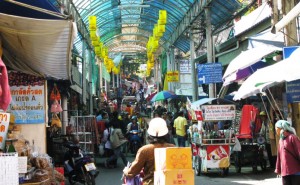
[
  {"x1": 151, "y1": 90, "x2": 176, "y2": 102},
  {"x1": 146, "y1": 91, "x2": 157, "y2": 101}
]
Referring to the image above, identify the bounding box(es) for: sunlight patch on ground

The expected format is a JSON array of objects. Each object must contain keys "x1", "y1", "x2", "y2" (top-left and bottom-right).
[{"x1": 232, "y1": 177, "x2": 281, "y2": 185}]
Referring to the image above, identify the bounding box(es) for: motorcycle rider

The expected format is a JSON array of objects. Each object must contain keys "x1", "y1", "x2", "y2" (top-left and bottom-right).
[
  {"x1": 127, "y1": 116, "x2": 142, "y2": 152},
  {"x1": 123, "y1": 117, "x2": 175, "y2": 185}
]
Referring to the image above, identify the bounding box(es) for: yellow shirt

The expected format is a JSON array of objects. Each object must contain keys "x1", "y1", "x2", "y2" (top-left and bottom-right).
[{"x1": 174, "y1": 116, "x2": 188, "y2": 136}]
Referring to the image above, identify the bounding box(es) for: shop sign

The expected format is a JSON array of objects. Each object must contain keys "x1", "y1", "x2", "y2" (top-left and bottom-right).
[
  {"x1": 286, "y1": 79, "x2": 300, "y2": 103},
  {"x1": 166, "y1": 71, "x2": 179, "y2": 82},
  {"x1": 179, "y1": 60, "x2": 191, "y2": 73},
  {"x1": 0, "y1": 113, "x2": 10, "y2": 150},
  {"x1": 201, "y1": 105, "x2": 235, "y2": 121},
  {"x1": 8, "y1": 85, "x2": 45, "y2": 124},
  {"x1": 283, "y1": 46, "x2": 300, "y2": 103}
]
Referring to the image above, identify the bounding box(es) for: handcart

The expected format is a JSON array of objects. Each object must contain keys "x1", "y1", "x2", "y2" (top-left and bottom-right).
[
  {"x1": 189, "y1": 98, "x2": 237, "y2": 177},
  {"x1": 233, "y1": 105, "x2": 267, "y2": 173}
]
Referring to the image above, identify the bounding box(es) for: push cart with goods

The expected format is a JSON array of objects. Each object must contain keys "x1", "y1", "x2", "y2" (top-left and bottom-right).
[
  {"x1": 189, "y1": 98, "x2": 237, "y2": 177},
  {"x1": 233, "y1": 105, "x2": 267, "y2": 173}
]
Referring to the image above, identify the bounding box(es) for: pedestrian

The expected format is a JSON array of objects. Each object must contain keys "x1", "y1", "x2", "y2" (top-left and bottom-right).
[
  {"x1": 259, "y1": 111, "x2": 275, "y2": 168},
  {"x1": 101, "y1": 121, "x2": 117, "y2": 167},
  {"x1": 174, "y1": 111, "x2": 188, "y2": 147},
  {"x1": 123, "y1": 117, "x2": 175, "y2": 185},
  {"x1": 274, "y1": 120, "x2": 300, "y2": 185},
  {"x1": 105, "y1": 119, "x2": 128, "y2": 168},
  {"x1": 162, "y1": 112, "x2": 175, "y2": 144}
]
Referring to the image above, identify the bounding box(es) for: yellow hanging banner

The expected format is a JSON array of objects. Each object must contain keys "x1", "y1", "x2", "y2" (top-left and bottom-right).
[{"x1": 166, "y1": 71, "x2": 179, "y2": 82}]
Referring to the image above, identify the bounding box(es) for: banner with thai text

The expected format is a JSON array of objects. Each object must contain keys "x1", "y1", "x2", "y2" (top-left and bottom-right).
[
  {"x1": 201, "y1": 105, "x2": 236, "y2": 121},
  {"x1": 9, "y1": 85, "x2": 45, "y2": 124},
  {"x1": 0, "y1": 113, "x2": 10, "y2": 150}
]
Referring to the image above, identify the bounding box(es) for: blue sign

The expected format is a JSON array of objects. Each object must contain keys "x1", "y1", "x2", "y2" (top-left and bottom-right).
[
  {"x1": 284, "y1": 46, "x2": 300, "y2": 103},
  {"x1": 286, "y1": 79, "x2": 300, "y2": 103},
  {"x1": 283, "y1": 46, "x2": 300, "y2": 58},
  {"x1": 197, "y1": 63, "x2": 222, "y2": 84}
]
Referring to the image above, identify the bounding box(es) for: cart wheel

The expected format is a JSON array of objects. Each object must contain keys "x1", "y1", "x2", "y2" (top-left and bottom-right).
[
  {"x1": 260, "y1": 159, "x2": 267, "y2": 171},
  {"x1": 252, "y1": 166, "x2": 258, "y2": 173},
  {"x1": 194, "y1": 156, "x2": 202, "y2": 176},
  {"x1": 220, "y1": 168, "x2": 229, "y2": 177}
]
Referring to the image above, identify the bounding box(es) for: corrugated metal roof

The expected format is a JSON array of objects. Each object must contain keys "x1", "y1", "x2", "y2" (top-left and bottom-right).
[{"x1": 73, "y1": 0, "x2": 242, "y2": 56}]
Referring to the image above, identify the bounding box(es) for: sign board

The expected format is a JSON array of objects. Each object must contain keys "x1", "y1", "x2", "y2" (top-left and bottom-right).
[
  {"x1": 201, "y1": 105, "x2": 236, "y2": 121},
  {"x1": 9, "y1": 85, "x2": 45, "y2": 124},
  {"x1": 286, "y1": 79, "x2": 300, "y2": 103},
  {"x1": 0, "y1": 113, "x2": 10, "y2": 150},
  {"x1": 166, "y1": 71, "x2": 179, "y2": 82},
  {"x1": 197, "y1": 63, "x2": 223, "y2": 84},
  {"x1": 179, "y1": 60, "x2": 191, "y2": 73},
  {"x1": 283, "y1": 46, "x2": 300, "y2": 103}
]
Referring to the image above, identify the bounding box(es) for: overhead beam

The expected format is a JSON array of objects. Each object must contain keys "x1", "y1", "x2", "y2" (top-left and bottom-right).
[
  {"x1": 165, "y1": 0, "x2": 211, "y2": 49},
  {"x1": 59, "y1": 0, "x2": 92, "y2": 49}
]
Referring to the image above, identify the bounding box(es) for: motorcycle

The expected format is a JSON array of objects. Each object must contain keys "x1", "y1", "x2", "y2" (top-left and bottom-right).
[
  {"x1": 63, "y1": 141, "x2": 99, "y2": 185},
  {"x1": 128, "y1": 130, "x2": 142, "y2": 154}
]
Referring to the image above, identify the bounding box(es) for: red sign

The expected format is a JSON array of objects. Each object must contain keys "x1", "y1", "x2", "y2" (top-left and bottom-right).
[{"x1": 195, "y1": 111, "x2": 203, "y2": 121}]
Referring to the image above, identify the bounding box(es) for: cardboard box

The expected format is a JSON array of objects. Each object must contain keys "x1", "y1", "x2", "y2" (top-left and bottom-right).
[
  {"x1": 155, "y1": 147, "x2": 192, "y2": 170},
  {"x1": 154, "y1": 169, "x2": 194, "y2": 185}
]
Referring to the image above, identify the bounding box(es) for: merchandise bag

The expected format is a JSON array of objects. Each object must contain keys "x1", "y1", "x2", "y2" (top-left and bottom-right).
[
  {"x1": 51, "y1": 100, "x2": 63, "y2": 113},
  {"x1": 50, "y1": 84, "x2": 61, "y2": 101},
  {"x1": 51, "y1": 114, "x2": 62, "y2": 128}
]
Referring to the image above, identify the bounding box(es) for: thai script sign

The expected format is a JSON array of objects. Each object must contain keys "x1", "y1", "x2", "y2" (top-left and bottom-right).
[
  {"x1": 179, "y1": 60, "x2": 191, "y2": 73},
  {"x1": 0, "y1": 113, "x2": 10, "y2": 150},
  {"x1": 9, "y1": 85, "x2": 45, "y2": 124},
  {"x1": 201, "y1": 105, "x2": 235, "y2": 121},
  {"x1": 197, "y1": 63, "x2": 223, "y2": 84},
  {"x1": 167, "y1": 71, "x2": 179, "y2": 82}
]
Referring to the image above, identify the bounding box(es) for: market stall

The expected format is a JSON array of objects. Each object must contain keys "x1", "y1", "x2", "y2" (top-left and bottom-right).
[{"x1": 189, "y1": 98, "x2": 237, "y2": 176}]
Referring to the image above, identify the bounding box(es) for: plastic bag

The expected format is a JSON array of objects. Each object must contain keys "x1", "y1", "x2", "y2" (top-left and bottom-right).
[
  {"x1": 99, "y1": 143, "x2": 105, "y2": 156},
  {"x1": 51, "y1": 100, "x2": 63, "y2": 113},
  {"x1": 232, "y1": 137, "x2": 241, "y2": 152}
]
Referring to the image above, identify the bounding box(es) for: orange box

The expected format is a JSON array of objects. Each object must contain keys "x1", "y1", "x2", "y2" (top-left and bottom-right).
[
  {"x1": 154, "y1": 147, "x2": 192, "y2": 170},
  {"x1": 154, "y1": 169, "x2": 194, "y2": 185}
]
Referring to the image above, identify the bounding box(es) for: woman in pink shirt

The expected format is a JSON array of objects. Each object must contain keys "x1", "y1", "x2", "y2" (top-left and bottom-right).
[{"x1": 275, "y1": 120, "x2": 300, "y2": 185}]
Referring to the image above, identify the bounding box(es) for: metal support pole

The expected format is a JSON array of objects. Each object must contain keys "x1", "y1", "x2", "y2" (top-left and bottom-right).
[
  {"x1": 205, "y1": 7, "x2": 215, "y2": 98},
  {"x1": 167, "y1": 50, "x2": 171, "y2": 91},
  {"x1": 112, "y1": 72, "x2": 115, "y2": 88},
  {"x1": 190, "y1": 29, "x2": 198, "y2": 102},
  {"x1": 89, "y1": 52, "x2": 93, "y2": 115},
  {"x1": 98, "y1": 59, "x2": 103, "y2": 109},
  {"x1": 117, "y1": 73, "x2": 120, "y2": 88},
  {"x1": 62, "y1": 96, "x2": 68, "y2": 134},
  {"x1": 82, "y1": 41, "x2": 87, "y2": 105},
  {"x1": 170, "y1": 47, "x2": 175, "y2": 92}
]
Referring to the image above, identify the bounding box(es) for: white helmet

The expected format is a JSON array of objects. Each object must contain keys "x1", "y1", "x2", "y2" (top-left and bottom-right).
[{"x1": 147, "y1": 118, "x2": 169, "y2": 137}]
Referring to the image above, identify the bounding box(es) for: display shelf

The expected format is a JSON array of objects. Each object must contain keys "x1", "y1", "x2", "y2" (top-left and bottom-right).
[{"x1": 70, "y1": 116, "x2": 98, "y2": 155}]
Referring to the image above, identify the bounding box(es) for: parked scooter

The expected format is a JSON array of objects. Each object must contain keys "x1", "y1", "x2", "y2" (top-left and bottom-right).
[
  {"x1": 63, "y1": 140, "x2": 99, "y2": 185},
  {"x1": 129, "y1": 130, "x2": 142, "y2": 154}
]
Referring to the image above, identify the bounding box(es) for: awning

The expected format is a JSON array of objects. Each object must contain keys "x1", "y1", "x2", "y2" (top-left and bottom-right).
[
  {"x1": 272, "y1": 2, "x2": 300, "y2": 34},
  {"x1": 233, "y1": 47, "x2": 300, "y2": 100},
  {"x1": 0, "y1": 13, "x2": 76, "y2": 80},
  {"x1": 223, "y1": 60, "x2": 269, "y2": 86},
  {"x1": 222, "y1": 45, "x2": 280, "y2": 85},
  {"x1": 234, "y1": 2, "x2": 271, "y2": 36},
  {"x1": 191, "y1": 98, "x2": 235, "y2": 110}
]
